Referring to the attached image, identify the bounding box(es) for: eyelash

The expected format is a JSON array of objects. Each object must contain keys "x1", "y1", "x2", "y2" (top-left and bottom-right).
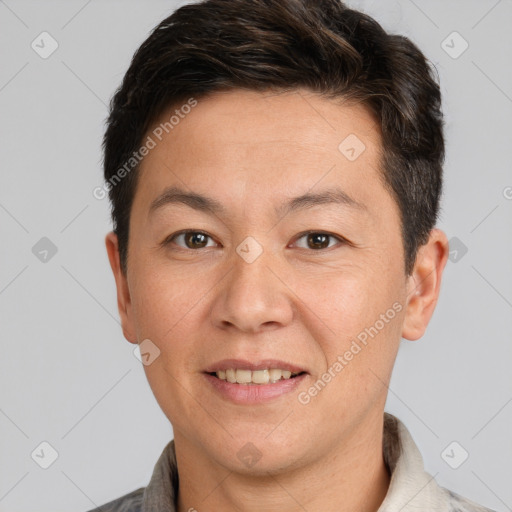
[{"x1": 163, "y1": 230, "x2": 347, "y2": 251}]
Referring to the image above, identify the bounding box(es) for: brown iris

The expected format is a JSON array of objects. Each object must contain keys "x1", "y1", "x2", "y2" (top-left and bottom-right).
[
  {"x1": 184, "y1": 232, "x2": 209, "y2": 249},
  {"x1": 307, "y1": 233, "x2": 330, "y2": 249}
]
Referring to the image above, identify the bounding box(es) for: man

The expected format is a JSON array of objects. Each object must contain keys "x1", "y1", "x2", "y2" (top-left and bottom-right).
[{"x1": 93, "y1": 0, "x2": 495, "y2": 510}]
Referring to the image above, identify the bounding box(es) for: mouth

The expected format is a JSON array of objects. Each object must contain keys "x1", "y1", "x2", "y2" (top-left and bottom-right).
[
  {"x1": 203, "y1": 359, "x2": 308, "y2": 385},
  {"x1": 203, "y1": 359, "x2": 309, "y2": 403}
]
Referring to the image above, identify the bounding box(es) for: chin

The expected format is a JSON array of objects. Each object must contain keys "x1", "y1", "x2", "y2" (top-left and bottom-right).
[
  {"x1": 227, "y1": 450, "x2": 301, "y2": 477},
  {"x1": 206, "y1": 435, "x2": 308, "y2": 477}
]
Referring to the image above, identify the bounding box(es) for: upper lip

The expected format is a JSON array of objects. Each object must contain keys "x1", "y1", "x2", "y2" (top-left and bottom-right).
[{"x1": 204, "y1": 359, "x2": 308, "y2": 374}]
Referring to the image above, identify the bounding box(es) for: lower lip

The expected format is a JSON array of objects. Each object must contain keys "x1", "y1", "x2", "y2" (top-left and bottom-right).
[{"x1": 203, "y1": 372, "x2": 307, "y2": 404}]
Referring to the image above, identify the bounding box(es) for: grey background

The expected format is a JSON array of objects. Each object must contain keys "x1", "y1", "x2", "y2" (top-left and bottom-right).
[{"x1": 1, "y1": 1, "x2": 511, "y2": 511}]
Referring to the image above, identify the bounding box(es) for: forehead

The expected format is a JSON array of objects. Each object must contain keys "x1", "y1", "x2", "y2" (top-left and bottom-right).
[
  {"x1": 135, "y1": 88, "x2": 391, "y2": 220},
  {"x1": 148, "y1": 88, "x2": 381, "y2": 158}
]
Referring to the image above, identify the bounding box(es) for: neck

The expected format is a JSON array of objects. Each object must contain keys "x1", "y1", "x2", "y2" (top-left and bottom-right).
[{"x1": 174, "y1": 411, "x2": 391, "y2": 512}]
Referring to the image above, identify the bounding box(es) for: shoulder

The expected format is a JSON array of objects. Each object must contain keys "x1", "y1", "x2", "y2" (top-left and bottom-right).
[
  {"x1": 443, "y1": 487, "x2": 497, "y2": 512},
  {"x1": 86, "y1": 487, "x2": 145, "y2": 512}
]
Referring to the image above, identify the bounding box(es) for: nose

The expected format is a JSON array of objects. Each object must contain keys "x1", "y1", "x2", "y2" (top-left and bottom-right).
[{"x1": 209, "y1": 246, "x2": 294, "y2": 333}]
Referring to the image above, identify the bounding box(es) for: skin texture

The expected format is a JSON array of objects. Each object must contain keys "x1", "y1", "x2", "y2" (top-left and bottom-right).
[{"x1": 106, "y1": 88, "x2": 449, "y2": 512}]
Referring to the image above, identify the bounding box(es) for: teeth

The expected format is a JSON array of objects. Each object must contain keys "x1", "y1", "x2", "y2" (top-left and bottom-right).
[
  {"x1": 252, "y1": 369, "x2": 269, "y2": 384},
  {"x1": 236, "y1": 369, "x2": 252, "y2": 384},
  {"x1": 269, "y1": 368, "x2": 282, "y2": 382},
  {"x1": 214, "y1": 368, "x2": 300, "y2": 384}
]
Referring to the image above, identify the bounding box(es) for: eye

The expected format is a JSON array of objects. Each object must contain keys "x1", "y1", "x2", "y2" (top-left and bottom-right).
[
  {"x1": 292, "y1": 231, "x2": 344, "y2": 250},
  {"x1": 164, "y1": 230, "x2": 218, "y2": 250}
]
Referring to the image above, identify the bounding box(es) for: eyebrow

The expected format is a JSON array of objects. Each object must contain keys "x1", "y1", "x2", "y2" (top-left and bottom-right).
[{"x1": 148, "y1": 185, "x2": 367, "y2": 218}]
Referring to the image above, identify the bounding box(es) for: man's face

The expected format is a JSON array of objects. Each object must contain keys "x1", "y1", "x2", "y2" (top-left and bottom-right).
[{"x1": 110, "y1": 89, "x2": 419, "y2": 473}]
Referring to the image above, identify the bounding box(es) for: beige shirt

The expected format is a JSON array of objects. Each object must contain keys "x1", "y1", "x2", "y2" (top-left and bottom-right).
[{"x1": 89, "y1": 413, "x2": 495, "y2": 512}]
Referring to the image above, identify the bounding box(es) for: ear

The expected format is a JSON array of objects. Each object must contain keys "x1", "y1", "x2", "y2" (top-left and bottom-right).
[
  {"x1": 402, "y1": 229, "x2": 449, "y2": 341},
  {"x1": 105, "y1": 231, "x2": 138, "y2": 344}
]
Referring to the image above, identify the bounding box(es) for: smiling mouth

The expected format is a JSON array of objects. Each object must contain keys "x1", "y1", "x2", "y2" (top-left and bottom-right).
[{"x1": 207, "y1": 369, "x2": 307, "y2": 385}]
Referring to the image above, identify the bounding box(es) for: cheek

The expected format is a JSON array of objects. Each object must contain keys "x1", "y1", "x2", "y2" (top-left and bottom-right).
[
  {"x1": 129, "y1": 264, "x2": 211, "y2": 376},
  {"x1": 296, "y1": 264, "x2": 403, "y2": 387},
  {"x1": 295, "y1": 267, "x2": 377, "y2": 338},
  {"x1": 129, "y1": 264, "x2": 200, "y2": 340},
  {"x1": 132, "y1": 268, "x2": 202, "y2": 424}
]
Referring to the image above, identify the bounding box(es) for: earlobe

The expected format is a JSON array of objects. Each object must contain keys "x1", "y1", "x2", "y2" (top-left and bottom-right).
[
  {"x1": 105, "y1": 231, "x2": 138, "y2": 344},
  {"x1": 401, "y1": 229, "x2": 449, "y2": 341}
]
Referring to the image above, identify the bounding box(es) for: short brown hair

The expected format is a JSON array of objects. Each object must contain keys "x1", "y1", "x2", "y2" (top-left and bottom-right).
[{"x1": 103, "y1": 0, "x2": 444, "y2": 275}]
